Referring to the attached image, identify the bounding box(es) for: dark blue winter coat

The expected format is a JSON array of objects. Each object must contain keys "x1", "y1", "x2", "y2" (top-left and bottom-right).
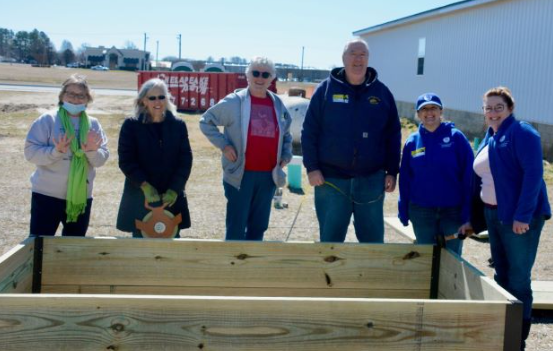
[
  {"x1": 398, "y1": 122, "x2": 474, "y2": 226},
  {"x1": 477, "y1": 115, "x2": 551, "y2": 224},
  {"x1": 301, "y1": 67, "x2": 401, "y2": 179}
]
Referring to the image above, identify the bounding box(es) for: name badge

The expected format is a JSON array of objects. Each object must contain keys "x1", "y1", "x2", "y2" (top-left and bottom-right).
[
  {"x1": 332, "y1": 94, "x2": 349, "y2": 103},
  {"x1": 411, "y1": 147, "x2": 426, "y2": 158}
]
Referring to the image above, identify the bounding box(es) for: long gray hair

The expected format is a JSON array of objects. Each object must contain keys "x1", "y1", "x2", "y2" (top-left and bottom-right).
[{"x1": 134, "y1": 78, "x2": 177, "y2": 121}]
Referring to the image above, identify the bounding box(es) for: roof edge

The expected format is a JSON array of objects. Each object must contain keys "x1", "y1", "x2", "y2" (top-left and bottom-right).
[{"x1": 353, "y1": 0, "x2": 501, "y2": 36}]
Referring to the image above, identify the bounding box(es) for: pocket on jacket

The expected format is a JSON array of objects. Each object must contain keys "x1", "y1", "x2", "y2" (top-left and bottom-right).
[{"x1": 222, "y1": 156, "x2": 239, "y2": 174}]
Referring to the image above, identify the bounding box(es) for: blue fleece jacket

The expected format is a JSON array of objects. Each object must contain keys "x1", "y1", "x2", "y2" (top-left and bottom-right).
[
  {"x1": 398, "y1": 122, "x2": 474, "y2": 226},
  {"x1": 477, "y1": 115, "x2": 551, "y2": 224},
  {"x1": 301, "y1": 67, "x2": 401, "y2": 178}
]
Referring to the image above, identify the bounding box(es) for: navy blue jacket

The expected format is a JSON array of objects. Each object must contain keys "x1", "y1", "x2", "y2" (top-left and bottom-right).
[
  {"x1": 477, "y1": 115, "x2": 551, "y2": 224},
  {"x1": 301, "y1": 67, "x2": 401, "y2": 178},
  {"x1": 116, "y1": 112, "x2": 193, "y2": 232},
  {"x1": 398, "y1": 122, "x2": 474, "y2": 226}
]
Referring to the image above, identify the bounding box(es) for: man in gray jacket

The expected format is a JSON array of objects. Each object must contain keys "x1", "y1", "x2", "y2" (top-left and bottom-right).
[{"x1": 200, "y1": 56, "x2": 292, "y2": 241}]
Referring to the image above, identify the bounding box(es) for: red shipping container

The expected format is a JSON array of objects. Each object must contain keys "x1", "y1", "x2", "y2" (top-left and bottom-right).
[{"x1": 138, "y1": 71, "x2": 276, "y2": 112}]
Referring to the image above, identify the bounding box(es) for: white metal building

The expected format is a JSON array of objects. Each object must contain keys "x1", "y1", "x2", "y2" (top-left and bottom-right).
[{"x1": 353, "y1": 0, "x2": 553, "y2": 157}]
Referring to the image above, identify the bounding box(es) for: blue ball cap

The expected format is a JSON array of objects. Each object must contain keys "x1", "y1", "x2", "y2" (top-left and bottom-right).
[{"x1": 416, "y1": 93, "x2": 442, "y2": 111}]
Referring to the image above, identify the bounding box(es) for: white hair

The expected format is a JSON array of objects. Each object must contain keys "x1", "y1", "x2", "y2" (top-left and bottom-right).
[
  {"x1": 246, "y1": 56, "x2": 276, "y2": 78},
  {"x1": 342, "y1": 38, "x2": 370, "y2": 56}
]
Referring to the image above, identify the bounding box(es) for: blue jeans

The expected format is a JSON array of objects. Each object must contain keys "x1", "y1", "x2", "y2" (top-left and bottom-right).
[
  {"x1": 409, "y1": 203, "x2": 463, "y2": 255},
  {"x1": 223, "y1": 171, "x2": 276, "y2": 241},
  {"x1": 485, "y1": 207, "x2": 544, "y2": 320},
  {"x1": 314, "y1": 171, "x2": 385, "y2": 243},
  {"x1": 30, "y1": 192, "x2": 93, "y2": 237}
]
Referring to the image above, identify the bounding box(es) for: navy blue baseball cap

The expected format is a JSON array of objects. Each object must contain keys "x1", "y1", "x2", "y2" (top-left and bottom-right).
[{"x1": 416, "y1": 93, "x2": 443, "y2": 111}]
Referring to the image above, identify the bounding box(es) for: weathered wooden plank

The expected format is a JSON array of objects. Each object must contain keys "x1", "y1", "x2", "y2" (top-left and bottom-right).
[
  {"x1": 0, "y1": 294, "x2": 509, "y2": 351},
  {"x1": 438, "y1": 249, "x2": 516, "y2": 302},
  {"x1": 532, "y1": 280, "x2": 553, "y2": 310},
  {"x1": 41, "y1": 238, "x2": 433, "y2": 292},
  {"x1": 0, "y1": 237, "x2": 34, "y2": 294},
  {"x1": 41, "y1": 284, "x2": 429, "y2": 299}
]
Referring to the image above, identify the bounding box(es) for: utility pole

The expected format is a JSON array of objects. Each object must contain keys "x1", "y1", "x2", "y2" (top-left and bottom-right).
[
  {"x1": 156, "y1": 40, "x2": 159, "y2": 66},
  {"x1": 177, "y1": 34, "x2": 182, "y2": 60},
  {"x1": 300, "y1": 46, "x2": 305, "y2": 82},
  {"x1": 143, "y1": 33, "x2": 149, "y2": 70}
]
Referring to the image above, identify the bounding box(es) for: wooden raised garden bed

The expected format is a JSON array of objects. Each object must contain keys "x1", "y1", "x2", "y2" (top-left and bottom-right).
[{"x1": 0, "y1": 237, "x2": 521, "y2": 350}]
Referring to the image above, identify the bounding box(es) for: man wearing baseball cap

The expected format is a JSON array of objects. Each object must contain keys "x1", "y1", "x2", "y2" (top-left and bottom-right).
[{"x1": 398, "y1": 92, "x2": 474, "y2": 254}]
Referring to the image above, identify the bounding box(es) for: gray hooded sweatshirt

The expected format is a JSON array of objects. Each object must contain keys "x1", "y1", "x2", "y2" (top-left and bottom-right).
[
  {"x1": 199, "y1": 88, "x2": 292, "y2": 189},
  {"x1": 24, "y1": 110, "x2": 110, "y2": 200}
]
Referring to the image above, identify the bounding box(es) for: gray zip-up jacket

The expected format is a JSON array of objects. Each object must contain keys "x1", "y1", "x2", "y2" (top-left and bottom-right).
[
  {"x1": 199, "y1": 88, "x2": 293, "y2": 189},
  {"x1": 24, "y1": 110, "x2": 110, "y2": 200}
]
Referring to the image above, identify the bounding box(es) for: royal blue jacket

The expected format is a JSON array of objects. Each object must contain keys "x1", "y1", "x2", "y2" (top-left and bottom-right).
[
  {"x1": 301, "y1": 67, "x2": 401, "y2": 178},
  {"x1": 398, "y1": 122, "x2": 474, "y2": 226},
  {"x1": 477, "y1": 115, "x2": 551, "y2": 224}
]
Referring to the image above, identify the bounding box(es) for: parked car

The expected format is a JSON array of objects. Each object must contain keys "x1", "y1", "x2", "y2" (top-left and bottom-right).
[
  {"x1": 66, "y1": 62, "x2": 82, "y2": 68},
  {"x1": 91, "y1": 65, "x2": 109, "y2": 71}
]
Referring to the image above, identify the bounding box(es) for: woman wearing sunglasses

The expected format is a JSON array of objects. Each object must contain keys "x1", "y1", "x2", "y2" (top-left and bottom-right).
[
  {"x1": 200, "y1": 56, "x2": 293, "y2": 241},
  {"x1": 116, "y1": 78, "x2": 193, "y2": 238},
  {"x1": 24, "y1": 74, "x2": 109, "y2": 237},
  {"x1": 473, "y1": 86, "x2": 550, "y2": 350}
]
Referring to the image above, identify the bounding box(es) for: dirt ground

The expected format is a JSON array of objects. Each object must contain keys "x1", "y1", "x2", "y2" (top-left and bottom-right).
[{"x1": 0, "y1": 64, "x2": 552, "y2": 350}]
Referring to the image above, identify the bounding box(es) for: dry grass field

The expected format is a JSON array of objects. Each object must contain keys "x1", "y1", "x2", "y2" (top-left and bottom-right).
[{"x1": 0, "y1": 63, "x2": 552, "y2": 350}]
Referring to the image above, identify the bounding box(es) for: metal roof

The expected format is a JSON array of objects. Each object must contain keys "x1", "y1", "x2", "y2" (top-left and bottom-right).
[{"x1": 353, "y1": 0, "x2": 502, "y2": 35}]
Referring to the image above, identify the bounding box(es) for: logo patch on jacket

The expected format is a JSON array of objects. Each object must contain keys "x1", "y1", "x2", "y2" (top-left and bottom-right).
[
  {"x1": 368, "y1": 96, "x2": 381, "y2": 104},
  {"x1": 332, "y1": 94, "x2": 349, "y2": 103},
  {"x1": 498, "y1": 135, "x2": 510, "y2": 148},
  {"x1": 440, "y1": 137, "x2": 453, "y2": 148},
  {"x1": 411, "y1": 147, "x2": 426, "y2": 158}
]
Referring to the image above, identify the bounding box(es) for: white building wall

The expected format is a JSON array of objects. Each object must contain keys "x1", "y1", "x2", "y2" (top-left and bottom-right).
[{"x1": 359, "y1": 0, "x2": 553, "y2": 125}]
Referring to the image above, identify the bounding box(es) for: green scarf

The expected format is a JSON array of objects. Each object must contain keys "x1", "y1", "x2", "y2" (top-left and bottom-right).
[{"x1": 59, "y1": 106, "x2": 90, "y2": 222}]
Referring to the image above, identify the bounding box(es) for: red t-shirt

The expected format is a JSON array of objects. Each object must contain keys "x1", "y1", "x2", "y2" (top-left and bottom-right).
[{"x1": 244, "y1": 95, "x2": 279, "y2": 171}]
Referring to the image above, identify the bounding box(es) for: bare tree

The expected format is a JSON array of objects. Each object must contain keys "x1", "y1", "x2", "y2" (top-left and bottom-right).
[
  {"x1": 123, "y1": 41, "x2": 138, "y2": 50},
  {"x1": 59, "y1": 40, "x2": 74, "y2": 53}
]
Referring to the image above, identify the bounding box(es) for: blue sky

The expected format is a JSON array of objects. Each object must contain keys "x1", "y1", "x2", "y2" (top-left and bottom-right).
[{"x1": 4, "y1": 0, "x2": 459, "y2": 69}]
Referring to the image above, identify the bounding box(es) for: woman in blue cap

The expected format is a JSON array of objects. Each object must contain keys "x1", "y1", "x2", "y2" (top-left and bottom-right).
[{"x1": 398, "y1": 93, "x2": 474, "y2": 254}]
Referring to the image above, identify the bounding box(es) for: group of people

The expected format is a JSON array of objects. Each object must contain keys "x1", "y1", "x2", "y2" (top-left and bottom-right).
[
  {"x1": 301, "y1": 38, "x2": 550, "y2": 350},
  {"x1": 24, "y1": 38, "x2": 549, "y2": 350}
]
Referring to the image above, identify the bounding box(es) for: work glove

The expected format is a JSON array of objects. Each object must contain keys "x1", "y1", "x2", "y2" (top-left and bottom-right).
[
  {"x1": 162, "y1": 189, "x2": 178, "y2": 207},
  {"x1": 140, "y1": 182, "x2": 161, "y2": 204}
]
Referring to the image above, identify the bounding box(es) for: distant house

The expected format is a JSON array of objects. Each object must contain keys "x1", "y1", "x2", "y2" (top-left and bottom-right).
[
  {"x1": 353, "y1": 0, "x2": 553, "y2": 159},
  {"x1": 84, "y1": 46, "x2": 150, "y2": 71}
]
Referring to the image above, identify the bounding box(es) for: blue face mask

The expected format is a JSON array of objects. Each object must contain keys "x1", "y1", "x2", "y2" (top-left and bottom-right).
[{"x1": 63, "y1": 101, "x2": 86, "y2": 115}]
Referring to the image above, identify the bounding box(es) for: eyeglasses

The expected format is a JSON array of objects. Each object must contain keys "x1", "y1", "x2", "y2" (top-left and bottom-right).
[
  {"x1": 252, "y1": 70, "x2": 271, "y2": 79},
  {"x1": 65, "y1": 91, "x2": 87, "y2": 100},
  {"x1": 147, "y1": 95, "x2": 166, "y2": 101},
  {"x1": 483, "y1": 104, "x2": 505, "y2": 113}
]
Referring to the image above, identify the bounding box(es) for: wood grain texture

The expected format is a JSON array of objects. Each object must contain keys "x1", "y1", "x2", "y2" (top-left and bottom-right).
[
  {"x1": 41, "y1": 237, "x2": 433, "y2": 294},
  {"x1": 0, "y1": 237, "x2": 34, "y2": 294},
  {"x1": 41, "y1": 284, "x2": 429, "y2": 299},
  {"x1": 438, "y1": 249, "x2": 516, "y2": 302},
  {"x1": 0, "y1": 294, "x2": 509, "y2": 351}
]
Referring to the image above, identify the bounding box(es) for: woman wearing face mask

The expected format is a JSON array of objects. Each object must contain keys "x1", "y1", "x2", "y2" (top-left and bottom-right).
[
  {"x1": 116, "y1": 78, "x2": 193, "y2": 238},
  {"x1": 473, "y1": 86, "x2": 550, "y2": 350},
  {"x1": 398, "y1": 93, "x2": 474, "y2": 254},
  {"x1": 24, "y1": 74, "x2": 109, "y2": 237}
]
